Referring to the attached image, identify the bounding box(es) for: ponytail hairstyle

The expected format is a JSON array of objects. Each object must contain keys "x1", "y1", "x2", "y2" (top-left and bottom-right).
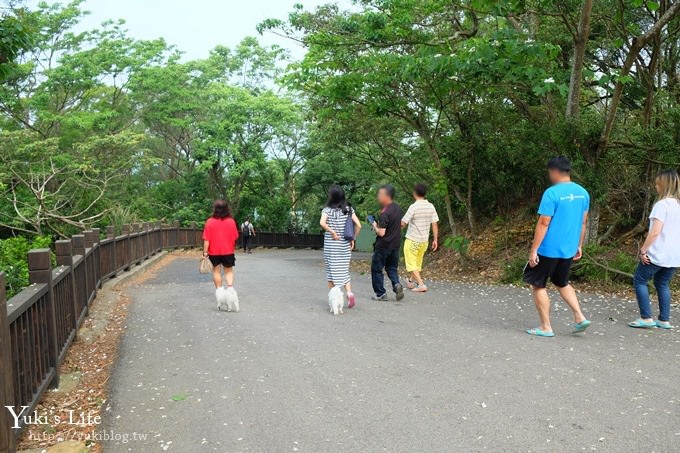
[{"x1": 655, "y1": 169, "x2": 680, "y2": 202}]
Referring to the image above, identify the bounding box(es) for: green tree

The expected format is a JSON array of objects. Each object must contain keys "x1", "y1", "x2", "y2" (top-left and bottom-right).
[
  {"x1": 0, "y1": 1, "x2": 37, "y2": 82},
  {"x1": 262, "y1": 0, "x2": 680, "y2": 242},
  {"x1": 0, "y1": 1, "x2": 171, "y2": 236}
]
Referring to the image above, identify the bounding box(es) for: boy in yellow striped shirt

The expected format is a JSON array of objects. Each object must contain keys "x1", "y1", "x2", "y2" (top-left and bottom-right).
[{"x1": 401, "y1": 184, "x2": 439, "y2": 292}]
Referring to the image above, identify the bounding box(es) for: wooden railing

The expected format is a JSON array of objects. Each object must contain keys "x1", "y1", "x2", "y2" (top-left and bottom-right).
[
  {"x1": 252, "y1": 232, "x2": 324, "y2": 249},
  {"x1": 0, "y1": 221, "x2": 201, "y2": 453},
  {"x1": 0, "y1": 223, "x2": 323, "y2": 452}
]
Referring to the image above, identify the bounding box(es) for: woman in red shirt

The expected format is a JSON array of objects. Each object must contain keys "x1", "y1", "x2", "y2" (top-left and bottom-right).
[{"x1": 202, "y1": 200, "x2": 240, "y2": 289}]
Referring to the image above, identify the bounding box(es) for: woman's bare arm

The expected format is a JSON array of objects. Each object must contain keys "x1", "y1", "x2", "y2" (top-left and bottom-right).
[
  {"x1": 320, "y1": 212, "x2": 340, "y2": 240},
  {"x1": 640, "y1": 219, "x2": 664, "y2": 263}
]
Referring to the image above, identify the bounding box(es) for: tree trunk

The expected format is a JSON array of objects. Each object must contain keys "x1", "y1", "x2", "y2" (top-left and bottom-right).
[
  {"x1": 565, "y1": 0, "x2": 594, "y2": 118},
  {"x1": 419, "y1": 133, "x2": 459, "y2": 235},
  {"x1": 442, "y1": 191, "x2": 457, "y2": 236},
  {"x1": 231, "y1": 171, "x2": 249, "y2": 215},
  {"x1": 642, "y1": 33, "x2": 661, "y2": 127},
  {"x1": 465, "y1": 149, "x2": 476, "y2": 234}
]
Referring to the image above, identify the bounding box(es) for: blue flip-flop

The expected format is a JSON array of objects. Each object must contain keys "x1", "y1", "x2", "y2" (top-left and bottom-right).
[
  {"x1": 628, "y1": 319, "x2": 657, "y2": 328},
  {"x1": 573, "y1": 319, "x2": 592, "y2": 333},
  {"x1": 526, "y1": 327, "x2": 555, "y2": 337},
  {"x1": 656, "y1": 321, "x2": 673, "y2": 330}
]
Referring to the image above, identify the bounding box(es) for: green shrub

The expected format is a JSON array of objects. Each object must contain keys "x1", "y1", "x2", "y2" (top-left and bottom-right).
[
  {"x1": 572, "y1": 245, "x2": 637, "y2": 283},
  {"x1": 0, "y1": 236, "x2": 52, "y2": 298},
  {"x1": 501, "y1": 255, "x2": 528, "y2": 284},
  {"x1": 443, "y1": 235, "x2": 470, "y2": 256}
]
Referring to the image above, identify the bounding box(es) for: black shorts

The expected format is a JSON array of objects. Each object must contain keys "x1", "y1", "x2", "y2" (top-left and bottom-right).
[
  {"x1": 523, "y1": 255, "x2": 572, "y2": 288},
  {"x1": 209, "y1": 254, "x2": 236, "y2": 268}
]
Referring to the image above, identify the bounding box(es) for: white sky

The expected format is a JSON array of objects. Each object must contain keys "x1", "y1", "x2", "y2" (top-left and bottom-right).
[{"x1": 29, "y1": 0, "x2": 354, "y2": 60}]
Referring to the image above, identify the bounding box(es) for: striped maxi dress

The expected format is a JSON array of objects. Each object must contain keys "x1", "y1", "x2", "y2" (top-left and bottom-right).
[{"x1": 323, "y1": 207, "x2": 353, "y2": 286}]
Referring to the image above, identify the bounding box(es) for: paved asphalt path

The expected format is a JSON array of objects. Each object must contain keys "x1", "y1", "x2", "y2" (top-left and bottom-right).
[{"x1": 103, "y1": 250, "x2": 680, "y2": 453}]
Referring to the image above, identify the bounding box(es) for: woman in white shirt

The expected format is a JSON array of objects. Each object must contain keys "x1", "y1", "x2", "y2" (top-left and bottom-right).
[{"x1": 629, "y1": 170, "x2": 680, "y2": 330}]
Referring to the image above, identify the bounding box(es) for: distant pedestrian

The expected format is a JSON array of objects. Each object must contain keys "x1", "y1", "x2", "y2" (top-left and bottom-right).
[
  {"x1": 241, "y1": 218, "x2": 256, "y2": 253},
  {"x1": 401, "y1": 183, "x2": 439, "y2": 292},
  {"x1": 370, "y1": 184, "x2": 404, "y2": 301},
  {"x1": 628, "y1": 169, "x2": 680, "y2": 330},
  {"x1": 320, "y1": 185, "x2": 362, "y2": 308},
  {"x1": 524, "y1": 156, "x2": 591, "y2": 337},
  {"x1": 203, "y1": 200, "x2": 240, "y2": 302}
]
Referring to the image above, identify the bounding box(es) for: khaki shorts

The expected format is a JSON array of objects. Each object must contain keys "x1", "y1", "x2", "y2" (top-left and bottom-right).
[{"x1": 404, "y1": 238, "x2": 428, "y2": 272}]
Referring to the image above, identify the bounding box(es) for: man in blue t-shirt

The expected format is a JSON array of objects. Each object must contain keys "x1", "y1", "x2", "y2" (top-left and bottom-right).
[{"x1": 524, "y1": 156, "x2": 592, "y2": 337}]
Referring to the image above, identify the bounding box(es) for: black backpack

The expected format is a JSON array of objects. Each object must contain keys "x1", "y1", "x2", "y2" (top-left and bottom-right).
[{"x1": 242, "y1": 222, "x2": 251, "y2": 237}]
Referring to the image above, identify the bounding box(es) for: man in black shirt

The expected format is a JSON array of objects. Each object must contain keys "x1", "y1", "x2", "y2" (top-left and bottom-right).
[{"x1": 370, "y1": 184, "x2": 404, "y2": 301}]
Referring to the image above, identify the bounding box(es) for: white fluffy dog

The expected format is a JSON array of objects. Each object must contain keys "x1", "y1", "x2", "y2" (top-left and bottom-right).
[
  {"x1": 328, "y1": 286, "x2": 344, "y2": 316},
  {"x1": 216, "y1": 287, "x2": 240, "y2": 312}
]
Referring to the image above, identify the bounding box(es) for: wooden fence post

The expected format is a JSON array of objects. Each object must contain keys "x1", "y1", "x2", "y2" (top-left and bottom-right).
[
  {"x1": 107, "y1": 226, "x2": 117, "y2": 277},
  {"x1": 28, "y1": 249, "x2": 59, "y2": 389},
  {"x1": 92, "y1": 228, "x2": 103, "y2": 289},
  {"x1": 152, "y1": 222, "x2": 157, "y2": 255},
  {"x1": 134, "y1": 224, "x2": 143, "y2": 264},
  {"x1": 72, "y1": 235, "x2": 85, "y2": 257},
  {"x1": 130, "y1": 224, "x2": 137, "y2": 263},
  {"x1": 121, "y1": 225, "x2": 131, "y2": 271},
  {"x1": 72, "y1": 234, "x2": 89, "y2": 315},
  {"x1": 146, "y1": 222, "x2": 152, "y2": 256},
  {"x1": 173, "y1": 220, "x2": 180, "y2": 249},
  {"x1": 83, "y1": 231, "x2": 97, "y2": 300},
  {"x1": 55, "y1": 240, "x2": 78, "y2": 336},
  {"x1": 143, "y1": 222, "x2": 150, "y2": 259},
  {"x1": 156, "y1": 221, "x2": 162, "y2": 252},
  {"x1": 88, "y1": 229, "x2": 102, "y2": 289},
  {"x1": 83, "y1": 230, "x2": 94, "y2": 249},
  {"x1": 0, "y1": 273, "x2": 17, "y2": 453}
]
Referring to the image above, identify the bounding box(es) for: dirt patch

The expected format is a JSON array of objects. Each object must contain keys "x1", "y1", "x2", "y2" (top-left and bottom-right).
[
  {"x1": 17, "y1": 253, "x2": 180, "y2": 453},
  {"x1": 352, "y1": 217, "x2": 679, "y2": 302}
]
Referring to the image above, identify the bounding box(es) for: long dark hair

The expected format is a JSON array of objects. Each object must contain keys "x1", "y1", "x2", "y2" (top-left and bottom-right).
[
  {"x1": 212, "y1": 199, "x2": 232, "y2": 219},
  {"x1": 325, "y1": 185, "x2": 351, "y2": 214}
]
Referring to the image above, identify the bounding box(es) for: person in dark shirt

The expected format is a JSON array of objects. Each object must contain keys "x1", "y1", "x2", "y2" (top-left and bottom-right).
[{"x1": 370, "y1": 184, "x2": 404, "y2": 301}]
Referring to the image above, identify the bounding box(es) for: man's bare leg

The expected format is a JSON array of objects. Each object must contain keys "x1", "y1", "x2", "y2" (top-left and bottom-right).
[
  {"x1": 532, "y1": 286, "x2": 552, "y2": 332},
  {"x1": 557, "y1": 284, "x2": 586, "y2": 324}
]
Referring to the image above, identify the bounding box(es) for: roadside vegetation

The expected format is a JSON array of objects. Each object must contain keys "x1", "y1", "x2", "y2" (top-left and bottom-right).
[{"x1": 2, "y1": 0, "x2": 680, "y2": 295}]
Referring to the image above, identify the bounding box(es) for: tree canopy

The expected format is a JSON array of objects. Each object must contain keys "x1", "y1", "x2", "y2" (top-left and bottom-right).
[
  {"x1": 260, "y1": 0, "x2": 680, "y2": 240},
  {"x1": 0, "y1": 1, "x2": 315, "y2": 237},
  {"x1": 0, "y1": 0, "x2": 679, "y2": 251}
]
